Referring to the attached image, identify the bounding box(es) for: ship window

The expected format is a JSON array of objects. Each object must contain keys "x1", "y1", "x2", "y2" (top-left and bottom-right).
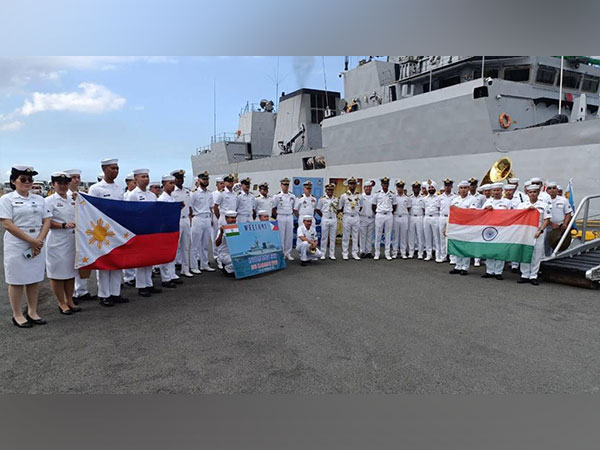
[
  {"x1": 504, "y1": 66, "x2": 530, "y2": 82},
  {"x1": 582, "y1": 75, "x2": 599, "y2": 93},
  {"x1": 439, "y1": 75, "x2": 461, "y2": 88},
  {"x1": 557, "y1": 70, "x2": 581, "y2": 89},
  {"x1": 389, "y1": 85, "x2": 397, "y2": 101},
  {"x1": 473, "y1": 68, "x2": 499, "y2": 79},
  {"x1": 310, "y1": 92, "x2": 336, "y2": 123},
  {"x1": 535, "y1": 65, "x2": 556, "y2": 85}
]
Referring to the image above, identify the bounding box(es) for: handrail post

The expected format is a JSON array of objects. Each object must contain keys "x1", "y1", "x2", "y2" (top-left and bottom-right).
[{"x1": 581, "y1": 201, "x2": 590, "y2": 243}]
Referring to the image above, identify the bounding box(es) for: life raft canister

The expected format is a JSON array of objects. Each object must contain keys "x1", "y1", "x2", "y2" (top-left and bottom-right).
[{"x1": 499, "y1": 112, "x2": 511, "y2": 129}]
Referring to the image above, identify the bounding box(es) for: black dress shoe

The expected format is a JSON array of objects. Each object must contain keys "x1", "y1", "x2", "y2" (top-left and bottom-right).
[
  {"x1": 124, "y1": 280, "x2": 135, "y2": 287},
  {"x1": 530, "y1": 279, "x2": 539, "y2": 286},
  {"x1": 495, "y1": 275, "x2": 504, "y2": 280},
  {"x1": 161, "y1": 281, "x2": 177, "y2": 288},
  {"x1": 481, "y1": 273, "x2": 494, "y2": 278},
  {"x1": 149, "y1": 286, "x2": 162, "y2": 294},
  {"x1": 138, "y1": 288, "x2": 151, "y2": 297},
  {"x1": 511, "y1": 268, "x2": 519, "y2": 274},
  {"x1": 175, "y1": 264, "x2": 182, "y2": 271},
  {"x1": 111, "y1": 295, "x2": 129, "y2": 303},
  {"x1": 301, "y1": 261, "x2": 308, "y2": 266},
  {"x1": 449, "y1": 269, "x2": 460, "y2": 274},
  {"x1": 59, "y1": 307, "x2": 74, "y2": 315},
  {"x1": 172, "y1": 278, "x2": 183, "y2": 285},
  {"x1": 460, "y1": 270, "x2": 469, "y2": 276},
  {"x1": 25, "y1": 313, "x2": 47, "y2": 325},
  {"x1": 517, "y1": 277, "x2": 529, "y2": 284},
  {"x1": 72, "y1": 298, "x2": 79, "y2": 306},
  {"x1": 12, "y1": 317, "x2": 33, "y2": 328},
  {"x1": 99, "y1": 297, "x2": 115, "y2": 307},
  {"x1": 69, "y1": 306, "x2": 82, "y2": 313}
]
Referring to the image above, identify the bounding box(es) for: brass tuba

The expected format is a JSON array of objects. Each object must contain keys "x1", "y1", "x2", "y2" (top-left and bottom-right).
[{"x1": 481, "y1": 156, "x2": 514, "y2": 185}]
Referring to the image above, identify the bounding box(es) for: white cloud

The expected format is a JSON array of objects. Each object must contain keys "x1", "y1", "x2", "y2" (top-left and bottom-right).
[
  {"x1": 19, "y1": 83, "x2": 126, "y2": 116},
  {"x1": 0, "y1": 120, "x2": 23, "y2": 131}
]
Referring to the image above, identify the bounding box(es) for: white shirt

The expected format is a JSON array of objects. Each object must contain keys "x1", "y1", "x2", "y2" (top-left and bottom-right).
[
  {"x1": 255, "y1": 194, "x2": 273, "y2": 213},
  {"x1": 423, "y1": 194, "x2": 440, "y2": 216},
  {"x1": 394, "y1": 193, "x2": 411, "y2": 216},
  {"x1": 372, "y1": 190, "x2": 397, "y2": 214},
  {"x1": 438, "y1": 192, "x2": 456, "y2": 216},
  {"x1": 339, "y1": 191, "x2": 361, "y2": 216},
  {"x1": 483, "y1": 197, "x2": 513, "y2": 210},
  {"x1": 273, "y1": 191, "x2": 296, "y2": 215},
  {"x1": 450, "y1": 195, "x2": 474, "y2": 209},
  {"x1": 215, "y1": 188, "x2": 237, "y2": 212},
  {"x1": 549, "y1": 195, "x2": 572, "y2": 225},
  {"x1": 518, "y1": 199, "x2": 552, "y2": 227},
  {"x1": 409, "y1": 194, "x2": 425, "y2": 216},
  {"x1": 359, "y1": 193, "x2": 374, "y2": 218},
  {"x1": 236, "y1": 191, "x2": 256, "y2": 216},
  {"x1": 190, "y1": 187, "x2": 214, "y2": 216},
  {"x1": 88, "y1": 179, "x2": 124, "y2": 200},
  {"x1": 157, "y1": 191, "x2": 175, "y2": 203},
  {"x1": 294, "y1": 194, "x2": 317, "y2": 217},
  {"x1": 172, "y1": 185, "x2": 192, "y2": 218},
  {"x1": 44, "y1": 193, "x2": 76, "y2": 244},
  {"x1": 0, "y1": 191, "x2": 51, "y2": 228},
  {"x1": 297, "y1": 223, "x2": 318, "y2": 242},
  {"x1": 126, "y1": 186, "x2": 157, "y2": 203},
  {"x1": 317, "y1": 195, "x2": 339, "y2": 219}
]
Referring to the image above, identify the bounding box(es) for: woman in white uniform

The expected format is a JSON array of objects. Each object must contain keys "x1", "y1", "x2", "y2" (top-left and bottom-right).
[
  {"x1": 45, "y1": 172, "x2": 81, "y2": 315},
  {"x1": 0, "y1": 165, "x2": 52, "y2": 328}
]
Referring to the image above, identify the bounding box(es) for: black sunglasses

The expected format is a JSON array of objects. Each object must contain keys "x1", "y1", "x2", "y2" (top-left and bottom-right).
[{"x1": 18, "y1": 176, "x2": 33, "y2": 183}]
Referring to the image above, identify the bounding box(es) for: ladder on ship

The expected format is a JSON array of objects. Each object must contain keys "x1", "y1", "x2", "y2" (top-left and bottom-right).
[{"x1": 541, "y1": 194, "x2": 600, "y2": 289}]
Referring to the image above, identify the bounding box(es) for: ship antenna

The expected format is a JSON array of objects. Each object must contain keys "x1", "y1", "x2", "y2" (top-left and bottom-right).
[
  {"x1": 322, "y1": 56, "x2": 329, "y2": 110},
  {"x1": 267, "y1": 57, "x2": 288, "y2": 110},
  {"x1": 558, "y1": 56, "x2": 564, "y2": 116},
  {"x1": 213, "y1": 78, "x2": 217, "y2": 144}
]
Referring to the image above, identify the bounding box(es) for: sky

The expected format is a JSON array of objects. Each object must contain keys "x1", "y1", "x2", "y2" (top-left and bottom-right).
[{"x1": 0, "y1": 56, "x2": 361, "y2": 184}]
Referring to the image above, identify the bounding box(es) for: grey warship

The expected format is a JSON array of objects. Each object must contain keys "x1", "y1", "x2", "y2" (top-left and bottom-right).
[{"x1": 192, "y1": 56, "x2": 600, "y2": 200}]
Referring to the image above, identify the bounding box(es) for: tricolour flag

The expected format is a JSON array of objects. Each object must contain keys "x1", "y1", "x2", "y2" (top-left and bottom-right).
[
  {"x1": 447, "y1": 206, "x2": 539, "y2": 263},
  {"x1": 75, "y1": 193, "x2": 180, "y2": 270},
  {"x1": 223, "y1": 224, "x2": 240, "y2": 237}
]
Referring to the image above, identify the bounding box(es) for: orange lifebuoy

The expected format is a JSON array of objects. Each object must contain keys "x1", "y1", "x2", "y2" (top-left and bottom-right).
[{"x1": 499, "y1": 113, "x2": 511, "y2": 128}]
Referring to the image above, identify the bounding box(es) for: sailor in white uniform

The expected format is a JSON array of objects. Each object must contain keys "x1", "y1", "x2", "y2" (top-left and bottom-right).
[
  {"x1": 316, "y1": 183, "x2": 339, "y2": 260},
  {"x1": 294, "y1": 180, "x2": 317, "y2": 219},
  {"x1": 517, "y1": 184, "x2": 552, "y2": 285},
  {"x1": 254, "y1": 182, "x2": 273, "y2": 219},
  {"x1": 447, "y1": 181, "x2": 475, "y2": 275},
  {"x1": 45, "y1": 172, "x2": 80, "y2": 315},
  {"x1": 507, "y1": 178, "x2": 526, "y2": 204},
  {"x1": 423, "y1": 180, "x2": 441, "y2": 261},
  {"x1": 214, "y1": 174, "x2": 238, "y2": 226},
  {"x1": 190, "y1": 171, "x2": 216, "y2": 273},
  {"x1": 236, "y1": 177, "x2": 256, "y2": 223},
  {"x1": 126, "y1": 168, "x2": 162, "y2": 297},
  {"x1": 272, "y1": 178, "x2": 296, "y2": 261},
  {"x1": 211, "y1": 176, "x2": 224, "y2": 268},
  {"x1": 391, "y1": 180, "x2": 410, "y2": 259},
  {"x1": 437, "y1": 179, "x2": 456, "y2": 263},
  {"x1": 296, "y1": 215, "x2": 324, "y2": 266},
  {"x1": 88, "y1": 158, "x2": 128, "y2": 307},
  {"x1": 149, "y1": 180, "x2": 162, "y2": 198},
  {"x1": 257, "y1": 210, "x2": 270, "y2": 221},
  {"x1": 359, "y1": 180, "x2": 376, "y2": 258},
  {"x1": 156, "y1": 175, "x2": 181, "y2": 288},
  {"x1": 214, "y1": 210, "x2": 237, "y2": 277},
  {"x1": 0, "y1": 165, "x2": 52, "y2": 328},
  {"x1": 171, "y1": 169, "x2": 194, "y2": 278},
  {"x1": 545, "y1": 181, "x2": 573, "y2": 256},
  {"x1": 338, "y1": 177, "x2": 362, "y2": 260},
  {"x1": 503, "y1": 184, "x2": 523, "y2": 273},
  {"x1": 481, "y1": 182, "x2": 513, "y2": 279},
  {"x1": 121, "y1": 172, "x2": 137, "y2": 286},
  {"x1": 408, "y1": 181, "x2": 425, "y2": 259},
  {"x1": 124, "y1": 173, "x2": 136, "y2": 198},
  {"x1": 371, "y1": 177, "x2": 397, "y2": 260}
]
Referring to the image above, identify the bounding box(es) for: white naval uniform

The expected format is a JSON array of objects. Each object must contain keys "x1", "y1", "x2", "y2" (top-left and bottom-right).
[
  {"x1": 236, "y1": 190, "x2": 256, "y2": 223},
  {"x1": 372, "y1": 189, "x2": 397, "y2": 258},
  {"x1": 87, "y1": 179, "x2": 124, "y2": 298},
  {"x1": 294, "y1": 194, "x2": 317, "y2": 219},
  {"x1": 545, "y1": 195, "x2": 573, "y2": 256},
  {"x1": 449, "y1": 196, "x2": 475, "y2": 271},
  {"x1": 392, "y1": 193, "x2": 411, "y2": 258},
  {"x1": 122, "y1": 189, "x2": 137, "y2": 283},
  {"x1": 217, "y1": 228, "x2": 234, "y2": 274},
  {"x1": 482, "y1": 197, "x2": 513, "y2": 275},
  {"x1": 126, "y1": 187, "x2": 157, "y2": 289},
  {"x1": 359, "y1": 192, "x2": 375, "y2": 255},
  {"x1": 514, "y1": 190, "x2": 527, "y2": 204},
  {"x1": 316, "y1": 194, "x2": 338, "y2": 258},
  {"x1": 437, "y1": 192, "x2": 456, "y2": 261},
  {"x1": 273, "y1": 191, "x2": 296, "y2": 257},
  {"x1": 539, "y1": 190, "x2": 551, "y2": 203},
  {"x1": 157, "y1": 191, "x2": 177, "y2": 282},
  {"x1": 0, "y1": 191, "x2": 51, "y2": 285},
  {"x1": 408, "y1": 194, "x2": 425, "y2": 258},
  {"x1": 518, "y1": 200, "x2": 552, "y2": 279},
  {"x1": 296, "y1": 223, "x2": 324, "y2": 261},
  {"x1": 423, "y1": 194, "x2": 440, "y2": 259},
  {"x1": 339, "y1": 190, "x2": 362, "y2": 259},
  {"x1": 190, "y1": 187, "x2": 214, "y2": 270},
  {"x1": 211, "y1": 189, "x2": 222, "y2": 263},
  {"x1": 215, "y1": 188, "x2": 238, "y2": 225},
  {"x1": 44, "y1": 193, "x2": 77, "y2": 279},
  {"x1": 507, "y1": 195, "x2": 525, "y2": 270},
  {"x1": 172, "y1": 185, "x2": 193, "y2": 274},
  {"x1": 255, "y1": 194, "x2": 274, "y2": 218}
]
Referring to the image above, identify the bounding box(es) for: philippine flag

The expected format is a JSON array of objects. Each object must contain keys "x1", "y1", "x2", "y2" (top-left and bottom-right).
[{"x1": 75, "y1": 193, "x2": 180, "y2": 270}]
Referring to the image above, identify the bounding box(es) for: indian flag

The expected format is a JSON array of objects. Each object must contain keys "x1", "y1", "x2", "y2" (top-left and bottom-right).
[
  {"x1": 447, "y1": 207, "x2": 539, "y2": 263},
  {"x1": 223, "y1": 224, "x2": 240, "y2": 237}
]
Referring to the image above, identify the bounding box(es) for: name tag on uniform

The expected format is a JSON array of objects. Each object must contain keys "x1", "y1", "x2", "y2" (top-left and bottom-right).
[
  {"x1": 103, "y1": 194, "x2": 110, "y2": 197},
  {"x1": 56, "y1": 203, "x2": 64, "y2": 208}
]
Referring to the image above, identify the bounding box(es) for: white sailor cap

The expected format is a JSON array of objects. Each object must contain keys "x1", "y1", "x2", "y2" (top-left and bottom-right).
[
  {"x1": 365, "y1": 180, "x2": 376, "y2": 187},
  {"x1": 526, "y1": 184, "x2": 541, "y2": 192},
  {"x1": 101, "y1": 158, "x2": 118, "y2": 166},
  {"x1": 490, "y1": 182, "x2": 504, "y2": 189},
  {"x1": 215, "y1": 176, "x2": 224, "y2": 183},
  {"x1": 125, "y1": 172, "x2": 135, "y2": 181},
  {"x1": 530, "y1": 177, "x2": 543, "y2": 183},
  {"x1": 503, "y1": 184, "x2": 517, "y2": 191},
  {"x1": 132, "y1": 168, "x2": 149, "y2": 175},
  {"x1": 507, "y1": 177, "x2": 520, "y2": 184},
  {"x1": 257, "y1": 210, "x2": 269, "y2": 216},
  {"x1": 302, "y1": 215, "x2": 314, "y2": 221},
  {"x1": 557, "y1": 184, "x2": 563, "y2": 191},
  {"x1": 426, "y1": 179, "x2": 437, "y2": 188},
  {"x1": 64, "y1": 169, "x2": 81, "y2": 176},
  {"x1": 457, "y1": 180, "x2": 470, "y2": 187},
  {"x1": 224, "y1": 210, "x2": 237, "y2": 217},
  {"x1": 524, "y1": 180, "x2": 533, "y2": 188},
  {"x1": 161, "y1": 175, "x2": 175, "y2": 182},
  {"x1": 51, "y1": 172, "x2": 71, "y2": 182},
  {"x1": 149, "y1": 181, "x2": 161, "y2": 187},
  {"x1": 170, "y1": 169, "x2": 186, "y2": 176},
  {"x1": 11, "y1": 165, "x2": 38, "y2": 176},
  {"x1": 480, "y1": 183, "x2": 492, "y2": 190},
  {"x1": 421, "y1": 180, "x2": 428, "y2": 187},
  {"x1": 546, "y1": 181, "x2": 558, "y2": 188},
  {"x1": 98, "y1": 173, "x2": 104, "y2": 179}
]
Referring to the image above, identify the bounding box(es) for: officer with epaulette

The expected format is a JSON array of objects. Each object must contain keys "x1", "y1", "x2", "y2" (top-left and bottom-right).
[
  {"x1": 254, "y1": 182, "x2": 273, "y2": 219},
  {"x1": 272, "y1": 177, "x2": 296, "y2": 260},
  {"x1": 170, "y1": 169, "x2": 194, "y2": 278},
  {"x1": 236, "y1": 177, "x2": 255, "y2": 223},
  {"x1": 316, "y1": 183, "x2": 338, "y2": 260},
  {"x1": 437, "y1": 178, "x2": 456, "y2": 263},
  {"x1": 408, "y1": 181, "x2": 425, "y2": 259},
  {"x1": 294, "y1": 180, "x2": 317, "y2": 219},
  {"x1": 423, "y1": 180, "x2": 440, "y2": 261},
  {"x1": 359, "y1": 180, "x2": 376, "y2": 258},
  {"x1": 391, "y1": 179, "x2": 410, "y2": 259},
  {"x1": 371, "y1": 177, "x2": 397, "y2": 260},
  {"x1": 339, "y1": 177, "x2": 362, "y2": 260}
]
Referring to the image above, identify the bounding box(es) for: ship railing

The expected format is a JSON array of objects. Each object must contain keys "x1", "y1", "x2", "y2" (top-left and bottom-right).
[
  {"x1": 239, "y1": 103, "x2": 275, "y2": 115},
  {"x1": 551, "y1": 194, "x2": 600, "y2": 259}
]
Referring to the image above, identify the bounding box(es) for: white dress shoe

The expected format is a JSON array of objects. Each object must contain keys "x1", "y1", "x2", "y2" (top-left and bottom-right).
[
  {"x1": 374, "y1": 255, "x2": 380, "y2": 260},
  {"x1": 329, "y1": 255, "x2": 336, "y2": 260},
  {"x1": 320, "y1": 255, "x2": 326, "y2": 260},
  {"x1": 201, "y1": 266, "x2": 216, "y2": 272},
  {"x1": 343, "y1": 255, "x2": 349, "y2": 260},
  {"x1": 353, "y1": 255, "x2": 361, "y2": 260},
  {"x1": 181, "y1": 271, "x2": 194, "y2": 278},
  {"x1": 190, "y1": 268, "x2": 202, "y2": 274},
  {"x1": 286, "y1": 255, "x2": 295, "y2": 261}
]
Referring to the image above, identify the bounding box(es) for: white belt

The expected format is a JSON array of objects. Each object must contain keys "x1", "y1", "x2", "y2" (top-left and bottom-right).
[{"x1": 195, "y1": 213, "x2": 211, "y2": 218}]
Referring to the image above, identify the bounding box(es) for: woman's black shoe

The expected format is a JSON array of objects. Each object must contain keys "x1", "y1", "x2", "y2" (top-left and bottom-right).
[
  {"x1": 69, "y1": 306, "x2": 82, "y2": 313},
  {"x1": 12, "y1": 317, "x2": 33, "y2": 328},
  {"x1": 25, "y1": 313, "x2": 47, "y2": 325},
  {"x1": 59, "y1": 307, "x2": 74, "y2": 315}
]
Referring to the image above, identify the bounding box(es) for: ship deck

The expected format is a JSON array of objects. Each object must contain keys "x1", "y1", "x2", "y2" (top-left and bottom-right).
[{"x1": 1, "y1": 235, "x2": 600, "y2": 394}]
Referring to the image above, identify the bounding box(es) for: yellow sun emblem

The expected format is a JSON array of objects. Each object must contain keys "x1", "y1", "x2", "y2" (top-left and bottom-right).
[{"x1": 86, "y1": 218, "x2": 116, "y2": 249}]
